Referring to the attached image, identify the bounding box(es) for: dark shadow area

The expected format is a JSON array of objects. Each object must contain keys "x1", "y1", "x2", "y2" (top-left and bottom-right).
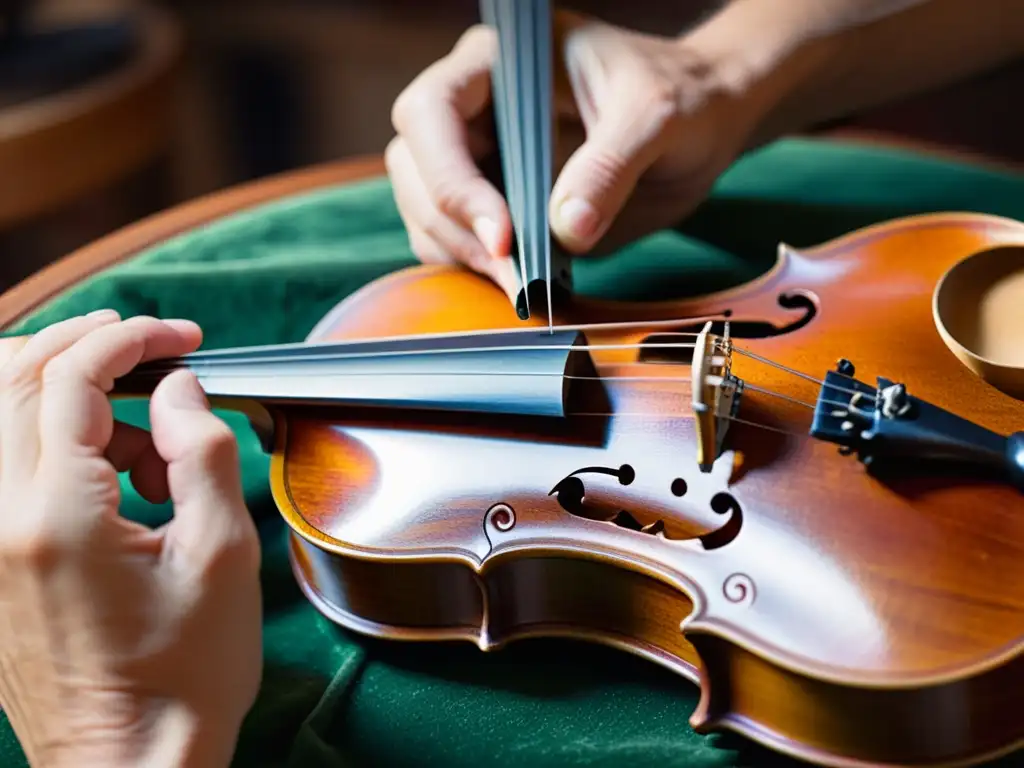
[
  {"x1": 233, "y1": 661, "x2": 337, "y2": 768},
  {"x1": 0, "y1": 14, "x2": 137, "y2": 104}
]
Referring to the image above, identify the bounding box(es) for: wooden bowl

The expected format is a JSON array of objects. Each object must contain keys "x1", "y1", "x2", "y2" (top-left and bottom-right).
[{"x1": 933, "y1": 243, "x2": 1024, "y2": 400}]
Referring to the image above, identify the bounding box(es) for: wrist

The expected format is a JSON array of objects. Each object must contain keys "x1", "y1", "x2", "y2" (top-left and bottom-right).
[{"x1": 673, "y1": 0, "x2": 853, "y2": 148}]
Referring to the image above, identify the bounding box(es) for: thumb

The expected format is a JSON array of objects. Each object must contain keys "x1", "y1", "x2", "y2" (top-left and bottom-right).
[
  {"x1": 549, "y1": 47, "x2": 672, "y2": 253},
  {"x1": 150, "y1": 369, "x2": 255, "y2": 563},
  {"x1": 392, "y1": 26, "x2": 513, "y2": 261},
  {"x1": 550, "y1": 117, "x2": 667, "y2": 253}
]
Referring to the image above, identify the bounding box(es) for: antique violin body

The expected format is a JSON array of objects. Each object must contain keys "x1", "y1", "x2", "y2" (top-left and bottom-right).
[{"x1": 114, "y1": 210, "x2": 1024, "y2": 768}]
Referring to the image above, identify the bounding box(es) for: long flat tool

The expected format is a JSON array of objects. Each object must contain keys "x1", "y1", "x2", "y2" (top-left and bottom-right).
[{"x1": 478, "y1": 0, "x2": 573, "y2": 330}]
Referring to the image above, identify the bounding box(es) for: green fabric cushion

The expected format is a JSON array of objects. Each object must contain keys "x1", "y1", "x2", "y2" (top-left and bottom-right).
[{"x1": 3, "y1": 136, "x2": 1023, "y2": 767}]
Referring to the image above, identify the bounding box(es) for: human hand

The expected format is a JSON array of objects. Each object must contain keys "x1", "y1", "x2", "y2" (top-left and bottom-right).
[
  {"x1": 385, "y1": 10, "x2": 769, "y2": 281},
  {"x1": 0, "y1": 311, "x2": 261, "y2": 767}
]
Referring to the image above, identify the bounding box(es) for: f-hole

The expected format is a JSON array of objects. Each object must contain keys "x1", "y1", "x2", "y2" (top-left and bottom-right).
[
  {"x1": 699, "y1": 492, "x2": 743, "y2": 550},
  {"x1": 549, "y1": 469, "x2": 743, "y2": 548},
  {"x1": 637, "y1": 291, "x2": 818, "y2": 363}
]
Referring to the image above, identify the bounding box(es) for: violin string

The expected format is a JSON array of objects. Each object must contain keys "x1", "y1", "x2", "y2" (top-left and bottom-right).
[
  {"x1": 132, "y1": 330, "x2": 878, "y2": 411},
  {"x1": 165, "y1": 368, "x2": 828, "y2": 409},
  {"x1": 577, "y1": 331, "x2": 878, "y2": 400},
  {"x1": 731, "y1": 347, "x2": 833, "y2": 386},
  {"x1": 133, "y1": 330, "x2": 724, "y2": 371},
  {"x1": 154, "y1": 367, "x2": 853, "y2": 417},
  {"x1": 136, "y1": 336, "x2": 878, "y2": 398},
  {"x1": 739, "y1": 382, "x2": 816, "y2": 409},
  {"x1": 133, "y1": 340, "x2": 871, "y2": 415},
  {"x1": 568, "y1": 411, "x2": 803, "y2": 437},
  {"x1": 133, "y1": 341, "x2": 704, "y2": 371},
  {"x1": 722, "y1": 413, "x2": 802, "y2": 435}
]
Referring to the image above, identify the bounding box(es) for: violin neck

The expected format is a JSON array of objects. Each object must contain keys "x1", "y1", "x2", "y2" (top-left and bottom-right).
[{"x1": 112, "y1": 329, "x2": 588, "y2": 419}]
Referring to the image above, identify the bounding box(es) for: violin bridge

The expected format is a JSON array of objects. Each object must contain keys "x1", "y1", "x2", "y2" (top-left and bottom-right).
[{"x1": 692, "y1": 321, "x2": 743, "y2": 472}]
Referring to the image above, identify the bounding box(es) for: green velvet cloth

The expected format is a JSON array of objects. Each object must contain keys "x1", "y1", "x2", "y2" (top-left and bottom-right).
[{"x1": 3, "y1": 137, "x2": 1024, "y2": 767}]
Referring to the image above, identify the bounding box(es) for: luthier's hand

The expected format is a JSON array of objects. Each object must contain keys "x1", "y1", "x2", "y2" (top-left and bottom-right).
[
  {"x1": 386, "y1": 10, "x2": 764, "y2": 276},
  {"x1": 385, "y1": 0, "x2": 932, "y2": 278},
  {"x1": 0, "y1": 312, "x2": 261, "y2": 767}
]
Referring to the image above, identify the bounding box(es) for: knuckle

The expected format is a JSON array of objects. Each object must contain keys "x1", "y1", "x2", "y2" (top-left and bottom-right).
[
  {"x1": 1, "y1": 504, "x2": 67, "y2": 572},
  {"x1": 584, "y1": 148, "x2": 630, "y2": 192},
  {"x1": 119, "y1": 314, "x2": 158, "y2": 331},
  {"x1": 7, "y1": 529, "x2": 62, "y2": 571},
  {"x1": 58, "y1": 457, "x2": 121, "y2": 509},
  {"x1": 390, "y1": 88, "x2": 413, "y2": 133},
  {"x1": 78, "y1": 456, "x2": 122, "y2": 491},
  {"x1": 640, "y1": 80, "x2": 682, "y2": 128},
  {"x1": 430, "y1": 176, "x2": 471, "y2": 220},
  {"x1": 450, "y1": 237, "x2": 483, "y2": 267},
  {"x1": 392, "y1": 25, "x2": 493, "y2": 134},
  {"x1": 39, "y1": 353, "x2": 77, "y2": 387},
  {"x1": 0, "y1": 359, "x2": 34, "y2": 397},
  {"x1": 0, "y1": 341, "x2": 34, "y2": 391},
  {"x1": 391, "y1": 75, "x2": 434, "y2": 133},
  {"x1": 114, "y1": 316, "x2": 163, "y2": 349},
  {"x1": 383, "y1": 137, "x2": 403, "y2": 172},
  {"x1": 453, "y1": 24, "x2": 493, "y2": 55},
  {"x1": 195, "y1": 422, "x2": 240, "y2": 468},
  {"x1": 384, "y1": 138, "x2": 417, "y2": 192},
  {"x1": 6, "y1": 528, "x2": 58, "y2": 573},
  {"x1": 420, "y1": 208, "x2": 449, "y2": 241},
  {"x1": 205, "y1": 525, "x2": 261, "y2": 579}
]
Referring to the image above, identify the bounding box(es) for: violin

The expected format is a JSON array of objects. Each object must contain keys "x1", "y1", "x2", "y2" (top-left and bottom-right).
[{"x1": 107, "y1": 209, "x2": 1023, "y2": 768}]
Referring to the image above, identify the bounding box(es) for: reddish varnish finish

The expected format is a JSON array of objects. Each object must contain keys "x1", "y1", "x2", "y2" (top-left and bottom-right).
[
  {"x1": 1, "y1": 161, "x2": 1020, "y2": 768},
  {"x1": 268, "y1": 212, "x2": 1024, "y2": 768}
]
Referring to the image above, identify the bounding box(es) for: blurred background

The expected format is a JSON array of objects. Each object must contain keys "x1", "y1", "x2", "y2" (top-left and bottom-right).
[{"x1": 1, "y1": 0, "x2": 1022, "y2": 291}]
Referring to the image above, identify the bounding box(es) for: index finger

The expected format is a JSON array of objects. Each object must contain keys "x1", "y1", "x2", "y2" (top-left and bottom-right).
[
  {"x1": 391, "y1": 26, "x2": 495, "y2": 173},
  {"x1": 0, "y1": 311, "x2": 123, "y2": 484},
  {"x1": 37, "y1": 316, "x2": 202, "y2": 457},
  {"x1": 391, "y1": 26, "x2": 511, "y2": 249}
]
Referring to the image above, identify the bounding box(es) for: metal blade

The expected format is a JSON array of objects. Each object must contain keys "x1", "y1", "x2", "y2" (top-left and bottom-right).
[{"x1": 479, "y1": 0, "x2": 573, "y2": 331}]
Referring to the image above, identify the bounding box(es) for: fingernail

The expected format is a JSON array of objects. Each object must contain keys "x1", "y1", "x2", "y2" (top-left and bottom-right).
[
  {"x1": 556, "y1": 198, "x2": 601, "y2": 241},
  {"x1": 167, "y1": 371, "x2": 209, "y2": 410},
  {"x1": 162, "y1": 318, "x2": 201, "y2": 334},
  {"x1": 472, "y1": 216, "x2": 502, "y2": 259},
  {"x1": 87, "y1": 308, "x2": 120, "y2": 321}
]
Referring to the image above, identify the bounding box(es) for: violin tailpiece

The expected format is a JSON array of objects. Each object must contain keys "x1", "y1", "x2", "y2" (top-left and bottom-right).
[{"x1": 811, "y1": 360, "x2": 1024, "y2": 490}]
